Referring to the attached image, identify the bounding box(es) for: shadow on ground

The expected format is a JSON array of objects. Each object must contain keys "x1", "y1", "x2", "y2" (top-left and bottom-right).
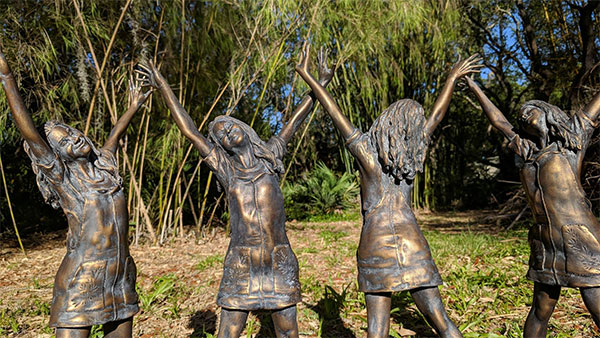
[
  {"x1": 308, "y1": 284, "x2": 356, "y2": 338},
  {"x1": 417, "y1": 210, "x2": 519, "y2": 234},
  {"x1": 390, "y1": 291, "x2": 437, "y2": 337},
  {"x1": 188, "y1": 310, "x2": 217, "y2": 337}
]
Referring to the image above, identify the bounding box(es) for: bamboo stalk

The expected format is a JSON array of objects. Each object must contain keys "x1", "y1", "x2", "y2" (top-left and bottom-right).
[
  {"x1": 76, "y1": 0, "x2": 133, "y2": 135},
  {"x1": 249, "y1": 40, "x2": 286, "y2": 127},
  {"x1": 0, "y1": 152, "x2": 25, "y2": 255},
  {"x1": 121, "y1": 151, "x2": 158, "y2": 243},
  {"x1": 280, "y1": 104, "x2": 318, "y2": 186},
  {"x1": 197, "y1": 170, "x2": 213, "y2": 235}
]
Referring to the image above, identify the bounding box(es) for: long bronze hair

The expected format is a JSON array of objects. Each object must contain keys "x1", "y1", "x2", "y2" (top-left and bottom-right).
[
  {"x1": 24, "y1": 120, "x2": 121, "y2": 209},
  {"x1": 520, "y1": 100, "x2": 582, "y2": 151},
  {"x1": 208, "y1": 115, "x2": 284, "y2": 174},
  {"x1": 369, "y1": 99, "x2": 429, "y2": 181}
]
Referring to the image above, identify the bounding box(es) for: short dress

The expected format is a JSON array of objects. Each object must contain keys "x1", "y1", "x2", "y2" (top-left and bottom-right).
[
  {"x1": 26, "y1": 147, "x2": 138, "y2": 328},
  {"x1": 204, "y1": 136, "x2": 301, "y2": 310},
  {"x1": 345, "y1": 130, "x2": 442, "y2": 293},
  {"x1": 511, "y1": 114, "x2": 600, "y2": 287}
]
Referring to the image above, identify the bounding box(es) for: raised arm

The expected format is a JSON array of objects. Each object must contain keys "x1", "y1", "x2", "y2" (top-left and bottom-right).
[
  {"x1": 278, "y1": 46, "x2": 334, "y2": 143},
  {"x1": 424, "y1": 55, "x2": 483, "y2": 138},
  {"x1": 466, "y1": 76, "x2": 516, "y2": 140},
  {"x1": 102, "y1": 75, "x2": 152, "y2": 154},
  {"x1": 579, "y1": 89, "x2": 600, "y2": 126},
  {"x1": 295, "y1": 46, "x2": 356, "y2": 139},
  {"x1": 137, "y1": 62, "x2": 213, "y2": 157},
  {"x1": 0, "y1": 48, "x2": 53, "y2": 160}
]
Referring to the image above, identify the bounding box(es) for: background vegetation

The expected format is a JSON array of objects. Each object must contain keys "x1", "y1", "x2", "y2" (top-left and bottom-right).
[{"x1": 1, "y1": 0, "x2": 600, "y2": 242}]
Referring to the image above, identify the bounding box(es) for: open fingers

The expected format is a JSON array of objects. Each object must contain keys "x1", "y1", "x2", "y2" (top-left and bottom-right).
[
  {"x1": 303, "y1": 43, "x2": 311, "y2": 59},
  {"x1": 134, "y1": 66, "x2": 152, "y2": 77},
  {"x1": 136, "y1": 61, "x2": 154, "y2": 75},
  {"x1": 297, "y1": 42, "x2": 311, "y2": 73}
]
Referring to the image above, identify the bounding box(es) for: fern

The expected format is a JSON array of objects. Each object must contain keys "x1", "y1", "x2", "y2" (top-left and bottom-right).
[{"x1": 283, "y1": 162, "x2": 359, "y2": 220}]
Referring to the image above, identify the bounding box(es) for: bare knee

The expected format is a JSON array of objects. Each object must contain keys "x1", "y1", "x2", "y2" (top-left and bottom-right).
[{"x1": 532, "y1": 301, "x2": 554, "y2": 321}]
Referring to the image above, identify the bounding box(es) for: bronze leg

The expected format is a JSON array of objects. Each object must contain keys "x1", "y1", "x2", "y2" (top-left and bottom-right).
[
  {"x1": 365, "y1": 292, "x2": 391, "y2": 338},
  {"x1": 271, "y1": 305, "x2": 299, "y2": 338},
  {"x1": 103, "y1": 317, "x2": 133, "y2": 337},
  {"x1": 410, "y1": 286, "x2": 462, "y2": 338},
  {"x1": 524, "y1": 282, "x2": 560, "y2": 338},
  {"x1": 217, "y1": 308, "x2": 249, "y2": 338},
  {"x1": 55, "y1": 327, "x2": 91, "y2": 338},
  {"x1": 580, "y1": 286, "x2": 600, "y2": 328}
]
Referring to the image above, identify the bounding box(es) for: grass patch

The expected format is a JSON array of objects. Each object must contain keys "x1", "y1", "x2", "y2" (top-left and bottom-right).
[
  {"x1": 2, "y1": 212, "x2": 599, "y2": 336},
  {"x1": 196, "y1": 254, "x2": 224, "y2": 271}
]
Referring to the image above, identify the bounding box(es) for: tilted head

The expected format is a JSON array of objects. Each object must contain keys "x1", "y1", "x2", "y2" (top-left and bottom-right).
[
  {"x1": 208, "y1": 115, "x2": 284, "y2": 173},
  {"x1": 24, "y1": 121, "x2": 118, "y2": 209},
  {"x1": 369, "y1": 99, "x2": 429, "y2": 181},
  {"x1": 519, "y1": 100, "x2": 581, "y2": 150},
  {"x1": 44, "y1": 120, "x2": 94, "y2": 161},
  {"x1": 209, "y1": 117, "x2": 250, "y2": 152}
]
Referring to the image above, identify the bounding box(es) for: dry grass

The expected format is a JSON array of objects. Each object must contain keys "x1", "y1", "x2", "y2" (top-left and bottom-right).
[{"x1": 0, "y1": 211, "x2": 598, "y2": 337}]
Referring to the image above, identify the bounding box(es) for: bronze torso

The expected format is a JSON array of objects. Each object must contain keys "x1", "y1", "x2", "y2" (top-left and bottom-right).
[
  {"x1": 204, "y1": 137, "x2": 300, "y2": 310},
  {"x1": 27, "y1": 147, "x2": 139, "y2": 328},
  {"x1": 346, "y1": 130, "x2": 442, "y2": 293},
  {"x1": 512, "y1": 115, "x2": 600, "y2": 287}
]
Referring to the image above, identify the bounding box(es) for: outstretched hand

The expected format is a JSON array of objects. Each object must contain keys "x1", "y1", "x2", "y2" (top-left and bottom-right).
[
  {"x1": 449, "y1": 54, "x2": 483, "y2": 82},
  {"x1": 295, "y1": 43, "x2": 311, "y2": 76},
  {"x1": 128, "y1": 74, "x2": 152, "y2": 108},
  {"x1": 317, "y1": 47, "x2": 335, "y2": 86},
  {"x1": 135, "y1": 61, "x2": 161, "y2": 89}
]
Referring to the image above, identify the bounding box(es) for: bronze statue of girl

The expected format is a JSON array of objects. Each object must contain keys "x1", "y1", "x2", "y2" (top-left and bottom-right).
[
  {"x1": 137, "y1": 45, "x2": 333, "y2": 338},
  {"x1": 0, "y1": 49, "x2": 151, "y2": 337},
  {"x1": 295, "y1": 50, "x2": 481, "y2": 338},
  {"x1": 467, "y1": 76, "x2": 600, "y2": 337}
]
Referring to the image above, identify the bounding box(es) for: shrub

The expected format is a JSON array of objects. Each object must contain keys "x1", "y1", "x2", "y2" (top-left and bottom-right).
[{"x1": 283, "y1": 162, "x2": 359, "y2": 220}]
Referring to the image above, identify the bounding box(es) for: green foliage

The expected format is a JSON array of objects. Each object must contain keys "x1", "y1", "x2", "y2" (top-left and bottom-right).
[
  {"x1": 2, "y1": 0, "x2": 600, "y2": 238},
  {"x1": 319, "y1": 228, "x2": 349, "y2": 247},
  {"x1": 90, "y1": 325, "x2": 104, "y2": 338},
  {"x1": 283, "y1": 162, "x2": 359, "y2": 220},
  {"x1": 195, "y1": 254, "x2": 224, "y2": 271},
  {"x1": 138, "y1": 274, "x2": 178, "y2": 311}
]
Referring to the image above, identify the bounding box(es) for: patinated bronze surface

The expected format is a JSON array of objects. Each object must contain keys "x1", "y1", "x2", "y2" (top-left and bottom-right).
[
  {"x1": 467, "y1": 77, "x2": 600, "y2": 337},
  {"x1": 0, "y1": 49, "x2": 150, "y2": 338},
  {"x1": 296, "y1": 51, "x2": 481, "y2": 338},
  {"x1": 138, "y1": 45, "x2": 333, "y2": 338}
]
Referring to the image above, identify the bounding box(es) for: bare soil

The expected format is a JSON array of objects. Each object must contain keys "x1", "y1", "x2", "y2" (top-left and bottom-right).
[{"x1": 0, "y1": 211, "x2": 596, "y2": 337}]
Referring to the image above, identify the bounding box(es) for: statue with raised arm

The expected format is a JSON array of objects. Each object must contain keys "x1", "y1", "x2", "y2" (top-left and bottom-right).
[
  {"x1": 0, "y1": 48, "x2": 150, "y2": 338},
  {"x1": 467, "y1": 76, "x2": 600, "y2": 337},
  {"x1": 138, "y1": 44, "x2": 333, "y2": 338},
  {"x1": 296, "y1": 49, "x2": 481, "y2": 338}
]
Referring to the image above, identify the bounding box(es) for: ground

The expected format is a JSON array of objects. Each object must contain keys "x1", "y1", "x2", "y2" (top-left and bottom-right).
[{"x1": 0, "y1": 211, "x2": 598, "y2": 337}]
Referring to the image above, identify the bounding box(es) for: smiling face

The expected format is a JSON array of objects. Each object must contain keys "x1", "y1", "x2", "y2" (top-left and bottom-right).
[
  {"x1": 46, "y1": 124, "x2": 92, "y2": 160},
  {"x1": 518, "y1": 106, "x2": 548, "y2": 140},
  {"x1": 211, "y1": 120, "x2": 248, "y2": 152}
]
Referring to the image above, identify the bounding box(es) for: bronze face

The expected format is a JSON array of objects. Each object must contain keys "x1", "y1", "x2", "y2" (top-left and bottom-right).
[
  {"x1": 141, "y1": 45, "x2": 336, "y2": 338},
  {"x1": 295, "y1": 50, "x2": 481, "y2": 338},
  {"x1": 467, "y1": 77, "x2": 600, "y2": 337},
  {"x1": 46, "y1": 124, "x2": 93, "y2": 160},
  {"x1": 0, "y1": 48, "x2": 151, "y2": 337},
  {"x1": 211, "y1": 120, "x2": 249, "y2": 152},
  {"x1": 518, "y1": 106, "x2": 548, "y2": 140}
]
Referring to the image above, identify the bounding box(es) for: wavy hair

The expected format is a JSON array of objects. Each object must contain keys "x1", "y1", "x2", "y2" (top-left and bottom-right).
[
  {"x1": 208, "y1": 115, "x2": 284, "y2": 174},
  {"x1": 520, "y1": 100, "x2": 582, "y2": 151},
  {"x1": 369, "y1": 99, "x2": 429, "y2": 181},
  {"x1": 24, "y1": 120, "x2": 121, "y2": 209}
]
